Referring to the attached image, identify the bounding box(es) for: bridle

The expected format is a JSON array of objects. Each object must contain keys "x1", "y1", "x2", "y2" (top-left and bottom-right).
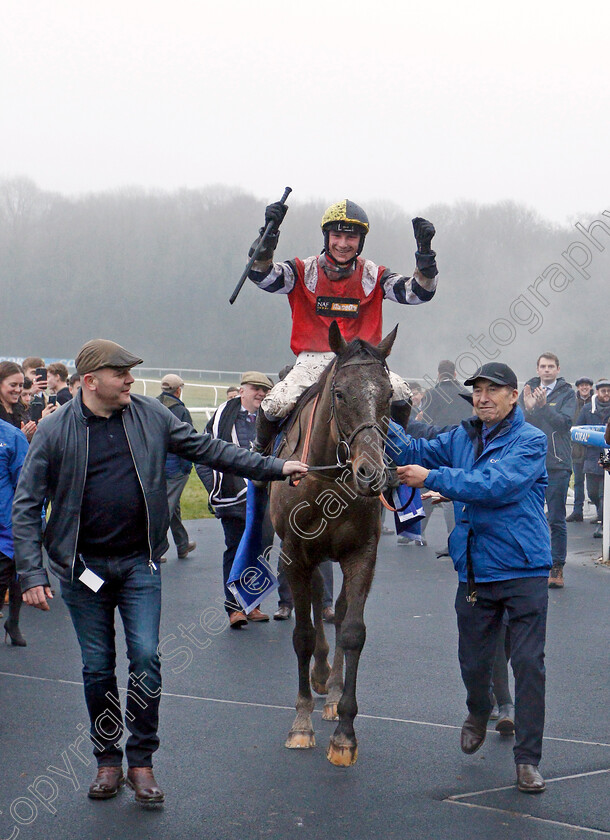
[
  {"x1": 295, "y1": 352, "x2": 390, "y2": 480},
  {"x1": 292, "y1": 351, "x2": 417, "y2": 512}
]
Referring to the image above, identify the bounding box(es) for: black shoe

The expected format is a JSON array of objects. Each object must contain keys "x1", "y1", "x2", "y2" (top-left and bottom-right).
[
  {"x1": 566, "y1": 511, "x2": 583, "y2": 522},
  {"x1": 460, "y1": 713, "x2": 488, "y2": 754},
  {"x1": 4, "y1": 620, "x2": 26, "y2": 647}
]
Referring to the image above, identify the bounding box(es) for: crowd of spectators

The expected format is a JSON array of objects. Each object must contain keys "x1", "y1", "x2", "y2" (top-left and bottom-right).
[{"x1": 401, "y1": 353, "x2": 608, "y2": 590}]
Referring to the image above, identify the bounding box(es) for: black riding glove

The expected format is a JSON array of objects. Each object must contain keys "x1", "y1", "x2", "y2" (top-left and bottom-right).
[
  {"x1": 412, "y1": 217, "x2": 438, "y2": 279},
  {"x1": 265, "y1": 201, "x2": 288, "y2": 231},
  {"x1": 249, "y1": 227, "x2": 280, "y2": 261}
]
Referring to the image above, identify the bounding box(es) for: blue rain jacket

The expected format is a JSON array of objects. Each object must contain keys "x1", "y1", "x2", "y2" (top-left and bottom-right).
[{"x1": 387, "y1": 406, "x2": 552, "y2": 583}]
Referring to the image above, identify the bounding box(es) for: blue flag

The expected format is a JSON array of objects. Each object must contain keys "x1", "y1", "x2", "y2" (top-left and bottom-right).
[{"x1": 227, "y1": 481, "x2": 278, "y2": 614}]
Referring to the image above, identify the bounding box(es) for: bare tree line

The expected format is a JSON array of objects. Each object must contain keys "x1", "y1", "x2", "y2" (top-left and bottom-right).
[{"x1": 1, "y1": 177, "x2": 606, "y2": 382}]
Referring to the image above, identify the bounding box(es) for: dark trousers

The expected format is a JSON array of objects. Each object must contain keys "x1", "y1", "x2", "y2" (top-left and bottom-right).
[
  {"x1": 572, "y1": 460, "x2": 585, "y2": 514},
  {"x1": 546, "y1": 470, "x2": 570, "y2": 567},
  {"x1": 455, "y1": 576, "x2": 548, "y2": 765},
  {"x1": 220, "y1": 512, "x2": 275, "y2": 614},
  {"x1": 491, "y1": 620, "x2": 513, "y2": 706},
  {"x1": 166, "y1": 472, "x2": 190, "y2": 555},
  {"x1": 586, "y1": 473, "x2": 604, "y2": 520},
  {"x1": 61, "y1": 553, "x2": 162, "y2": 767},
  {"x1": 277, "y1": 558, "x2": 334, "y2": 609}
]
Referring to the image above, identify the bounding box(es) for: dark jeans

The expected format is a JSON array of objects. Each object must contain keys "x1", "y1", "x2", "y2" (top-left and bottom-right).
[
  {"x1": 61, "y1": 553, "x2": 162, "y2": 768},
  {"x1": 572, "y1": 460, "x2": 585, "y2": 515},
  {"x1": 546, "y1": 470, "x2": 570, "y2": 567},
  {"x1": 455, "y1": 576, "x2": 548, "y2": 766},
  {"x1": 220, "y1": 513, "x2": 275, "y2": 613},
  {"x1": 277, "y1": 558, "x2": 334, "y2": 609}
]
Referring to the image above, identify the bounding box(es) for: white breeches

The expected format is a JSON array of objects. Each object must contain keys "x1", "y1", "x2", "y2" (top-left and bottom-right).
[{"x1": 262, "y1": 351, "x2": 412, "y2": 419}]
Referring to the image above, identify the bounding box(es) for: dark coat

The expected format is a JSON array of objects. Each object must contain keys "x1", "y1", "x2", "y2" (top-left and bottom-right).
[
  {"x1": 576, "y1": 396, "x2": 610, "y2": 475},
  {"x1": 12, "y1": 392, "x2": 285, "y2": 590},
  {"x1": 421, "y1": 378, "x2": 472, "y2": 427},
  {"x1": 519, "y1": 377, "x2": 576, "y2": 472},
  {"x1": 157, "y1": 391, "x2": 194, "y2": 477}
]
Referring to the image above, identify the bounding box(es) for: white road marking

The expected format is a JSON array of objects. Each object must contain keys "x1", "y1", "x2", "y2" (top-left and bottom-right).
[
  {"x1": 1, "y1": 670, "x2": 609, "y2": 750},
  {"x1": 446, "y1": 796, "x2": 610, "y2": 837}
]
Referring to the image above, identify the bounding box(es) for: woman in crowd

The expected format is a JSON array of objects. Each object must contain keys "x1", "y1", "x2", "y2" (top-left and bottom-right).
[
  {"x1": 0, "y1": 362, "x2": 36, "y2": 441},
  {"x1": 0, "y1": 415, "x2": 29, "y2": 645}
]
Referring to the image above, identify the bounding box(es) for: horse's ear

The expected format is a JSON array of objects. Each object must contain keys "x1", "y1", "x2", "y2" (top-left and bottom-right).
[
  {"x1": 328, "y1": 321, "x2": 347, "y2": 355},
  {"x1": 377, "y1": 324, "x2": 398, "y2": 359}
]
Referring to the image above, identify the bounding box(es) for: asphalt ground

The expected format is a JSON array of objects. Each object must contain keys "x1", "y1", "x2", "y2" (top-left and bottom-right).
[{"x1": 1, "y1": 511, "x2": 609, "y2": 840}]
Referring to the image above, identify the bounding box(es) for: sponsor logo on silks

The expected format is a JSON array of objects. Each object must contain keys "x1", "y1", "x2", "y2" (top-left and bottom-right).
[
  {"x1": 316, "y1": 296, "x2": 360, "y2": 319},
  {"x1": 0, "y1": 443, "x2": 7, "y2": 447}
]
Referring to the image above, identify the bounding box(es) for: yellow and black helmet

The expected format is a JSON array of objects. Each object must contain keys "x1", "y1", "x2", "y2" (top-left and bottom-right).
[{"x1": 321, "y1": 199, "x2": 369, "y2": 257}]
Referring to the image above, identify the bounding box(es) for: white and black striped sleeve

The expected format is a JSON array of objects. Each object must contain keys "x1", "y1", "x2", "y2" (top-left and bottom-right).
[
  {"x1": 379, "y1": 268, "x2": 438, "y2": 305},
  {"x1": 248, "y1": 259, "x2": 298, "y2": 295}
]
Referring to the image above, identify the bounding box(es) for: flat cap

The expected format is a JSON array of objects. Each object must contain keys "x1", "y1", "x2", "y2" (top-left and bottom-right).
[
  {"x1": 240, "y1": 370, "x2": 273, "y2": 389},
  {"x1": 464, "y1": 362, "x2": 518, "y2": 390},
  {"x1": 595, "y1": 379, "x2": 610, "y2": 390},
  {"x1": 161, "y1": 373, "x2": 185, "y2": 391},
  {"x1": 575, "y1": 377, "x2": 593, "y2": 387},
  {"x1": 75, "y1": 339, "x2": 143, "y2": 375}
]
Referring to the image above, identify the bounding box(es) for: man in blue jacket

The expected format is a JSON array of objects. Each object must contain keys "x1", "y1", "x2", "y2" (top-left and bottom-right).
[{"x1": 390, "y1": 362, "x2": 551, "y2": 794}]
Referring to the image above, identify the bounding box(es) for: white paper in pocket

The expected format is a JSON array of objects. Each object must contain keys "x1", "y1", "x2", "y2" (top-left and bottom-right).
[{"x1": 79, "y1": 568, "x2": 105, "y2": 592}]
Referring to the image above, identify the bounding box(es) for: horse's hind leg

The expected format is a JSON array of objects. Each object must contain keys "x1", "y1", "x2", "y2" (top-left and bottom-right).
[
  {"x1": 310, "y1": 564, "x2": 331, "y2": 696},
  {"x1": 285, "y1": 561, "x2": 316, "y2": 749},
  {"x1": 327, "y1": 553, "x2": 375, "y2": 767},
  {"x1": 323, "y1": 580, "x2": 346, "y2": 721}
]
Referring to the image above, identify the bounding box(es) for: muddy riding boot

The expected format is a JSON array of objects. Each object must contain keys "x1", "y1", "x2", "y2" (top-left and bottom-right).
[
  {"x1": 390, "y1": 400, "x2": 411, "y2": 434},
  {"x1": 252, "y1": 411, "x2": 281, "y2": 456},
  {"x1": 251, "y1": 411, "x2": 281, "y2": 488}
]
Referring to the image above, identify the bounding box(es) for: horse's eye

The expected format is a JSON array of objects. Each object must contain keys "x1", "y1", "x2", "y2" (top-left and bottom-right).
[{"x1": 335, "y1": 390, "x2": 344, "y2": 400}]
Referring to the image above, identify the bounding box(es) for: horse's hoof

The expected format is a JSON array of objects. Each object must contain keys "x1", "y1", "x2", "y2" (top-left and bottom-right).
[
  {"x1": 311, "y1": 679, "x2": 328, "y2": 696},
  {"x1": 322, "y1": 702, "x2": 339, "y2": 721},
  {"x1": 326, "y1": 739, "x2": 358, "y2": 766},
  {"x1": 285, "y1": 730, "x2": 316, "y2": 749}
]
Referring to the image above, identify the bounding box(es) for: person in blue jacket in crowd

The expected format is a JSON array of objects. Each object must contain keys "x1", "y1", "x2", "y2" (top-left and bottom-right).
[
  {"x1": 0, "y1": 418, "x2": 29, "y2": 645},
  {"x1": 388, "y1": 362, "x2": 551, "y2": 795}
]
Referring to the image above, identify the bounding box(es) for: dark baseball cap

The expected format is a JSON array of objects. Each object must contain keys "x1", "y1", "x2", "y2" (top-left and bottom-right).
[
  {"x1": 75, "y1": 339, "x2": 143, "y2": 375},
  {"x1": 464, "y1": 362, "x2": 518, "y2": 389}
]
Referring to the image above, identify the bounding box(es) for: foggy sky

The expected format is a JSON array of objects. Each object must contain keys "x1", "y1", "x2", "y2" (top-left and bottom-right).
[{"x1": 2, "y1": 0, "x2": 608, "y2": 223}]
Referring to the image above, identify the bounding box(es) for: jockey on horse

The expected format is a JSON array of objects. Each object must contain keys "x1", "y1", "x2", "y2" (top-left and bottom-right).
[{"x1": 247, "y1": 199, "x2": 439, "y2": 452}]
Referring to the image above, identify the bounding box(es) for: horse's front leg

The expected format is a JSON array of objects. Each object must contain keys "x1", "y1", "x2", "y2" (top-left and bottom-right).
[
  {"x1": 285, "y1": 560, "x2": 316, "y2": 749},
  {"x1": 327, "y1": 552, "x2": 376, "y2": 767},
  {"x1": 310, "y1": 563, "x2": 331, "y2": 696},
  {"x1": 322, "y1": 579, "x2": 346, "y2": 721}
]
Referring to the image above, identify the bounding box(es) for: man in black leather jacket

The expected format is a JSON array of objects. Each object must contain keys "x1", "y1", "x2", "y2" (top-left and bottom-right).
[{"x1": 12, "y1": 339, "x2": 306, "y2": 805}]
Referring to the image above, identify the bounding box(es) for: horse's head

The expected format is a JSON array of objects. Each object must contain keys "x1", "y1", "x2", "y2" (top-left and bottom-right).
[{"x1": 328, "y1": 321, "x2": 397, "y2": 497}]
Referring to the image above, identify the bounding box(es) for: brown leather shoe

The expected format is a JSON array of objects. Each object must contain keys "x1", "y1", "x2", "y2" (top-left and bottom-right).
[
  {"x1": 516, "y1": 763, "x2": 546, "y2": 793},
  {"x1": 322, "y1": 606, "x2": 335, "y2": 623},
  {"x1": 248, "y1": 607, "x2": 270, "y2": 622},
  {"x1": 126, "y1": 767, "x2": 165, "y2": 803},
  {"x1": 460, "y1": 713, "x2": 488, "y2": 754},
  {"x1": 273, "y1": 605, "x2": 292, "y2": 620},
  {"x1": 495, "y1": 703, "x2": 515, "y2": 736},
  {"x1": 229, "y1": 610, "x2": 248, "y2": 628},
  {"x1": 177, "y1": 540, "x2": 197, "y2": 559},
  {"x1": 548, "y1": 565, "x2": 564, "y2": 588},
  {"x1": 88, "y1": 766, "x2": 125, "y2": 799}
]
